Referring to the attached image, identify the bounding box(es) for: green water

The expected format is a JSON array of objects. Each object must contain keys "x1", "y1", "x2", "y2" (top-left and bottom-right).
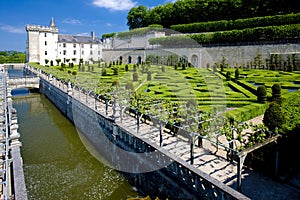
[{"x1": 13, "y1": 94, "x2": 140, "y2": 200}]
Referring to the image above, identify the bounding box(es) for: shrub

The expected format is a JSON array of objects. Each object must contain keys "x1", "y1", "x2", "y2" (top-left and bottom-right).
[
  {"x1": 71, "y1": 71, "x2": 77, "y2": 76},
  {"x1": 226, "y1": 71, "x2": 231, "y2": 81},
  {"x1": 235, "y1": 69, "x2": 240, "y2": 80},
  {"x1": 102, "y1": 69, "x2": 107, "y2": 76},
  {"x1": 125, "y1": 64, "x2": 129, "y2": 71},
  {"x1": 161, "y1": 66, "x2": 165, "y2": 72},
  {"x1": 263, "y1": 102, "x2": 286, "y2": 133},
  {"x1": 113, "y1": 67, "x2": 118, "y2": 75},
  {"x1": 112, "y1": 80, "x2": 119, "y2": 87},
  {"x1": 257, "y1": 85, "x2": 267, "y2": 103},
  {"x1": 133, "y1": 72, "x2": 138, "y2": 81},
  {"x1": 271, "y1": 83, "x2": 281, "y2": 100},
  {"x1": 67, "y1": 70, "x2": 71, "y2": 74}
]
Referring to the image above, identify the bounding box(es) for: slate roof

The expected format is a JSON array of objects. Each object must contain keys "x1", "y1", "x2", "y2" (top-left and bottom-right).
[{"x1": 58, "y1": 34, "x2": 102, "y2": 44}]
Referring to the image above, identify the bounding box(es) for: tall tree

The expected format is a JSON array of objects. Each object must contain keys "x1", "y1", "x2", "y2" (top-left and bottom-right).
[{"x1": 127, "y1": 5, "x2": 148, "y2": 30}]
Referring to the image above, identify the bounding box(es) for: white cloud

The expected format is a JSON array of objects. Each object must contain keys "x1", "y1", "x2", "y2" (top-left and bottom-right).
[
  {"x1": 75, "y1": 33, "x2": 90, "y2": 36},
  {"x1": 63, "y1": 18, "x2": 82, "y2": 25},
  {"x1": 165, "y1": 0, "x2": 177, "y2": 3},
  {"x1": 0, "y1": 24, "x2": 25, "y2": 34},
  {"x1": 106, "y1": 23, "x2": 113, "y2": 27},
  {"x1": 92, "y1": 0, "x2": 137, "y2": 11}
]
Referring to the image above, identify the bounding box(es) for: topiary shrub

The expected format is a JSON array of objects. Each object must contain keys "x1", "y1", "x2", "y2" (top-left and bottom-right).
[
  {"x1": 113, "y1": 67, "x2": 118, "y2": 75},
  {"x1": 226, "y1": 71, "x2": 231, "y2": 81},
  {"x1": 272, "y1": 83, "x2": 281, "y2": 100},
  {"x1": 133, "y1": 72, "x2": 138, "y2": 81},
  {"x1": 235, "y1": 68, "x2": 240, "y2": 80},
  {"x1": 257, "y1": 85, "x2": 267, "y2": 103},
  {"x1": 263, "y1": 102, "x2": 286, "y2": 133},
  {"x1": 71, "y1": 71, "x2": 77, "y2": 76},
  {"x1": 125, "y1": 64, "x2": 129, "y2": 71}
]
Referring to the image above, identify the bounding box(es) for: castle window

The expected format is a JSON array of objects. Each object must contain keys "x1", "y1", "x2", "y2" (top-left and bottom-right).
[
  {"x1": 81, "y1": 44, "x2": 84, "y2": 48},
  {"x1": 45, "y1": 51, "x2": 47, "y2": 55},
  {"x1": 82, "y1": 51, "x2": 84, "y2": 55},
  {"x1": 63, "y1": 50, "x2": 66, "y2": 55},
  {"x1": 90, "y1": 50, "x2": 93, "y2": 55},
  {"x1": 45, "y1": 41, "x2": 47, "y2": 46},
  {"x1": 90, "y1": 44, "x2": 93, "y2": 48},
  {"x1": 73, "y1": 44, "x2": 76, "y2": 48},
  {"x1": 45, "y1": 33, "x2": 47, "y2": 37},
  {"x1": 63, "y1": 43, "x2": 66, "y2": 48},
  {"x1": 73, "y1": 50, "x2": 76, "y2": 55},
  {"x1": 98, "y1": 51, "x2": 100, "y2": 55}
]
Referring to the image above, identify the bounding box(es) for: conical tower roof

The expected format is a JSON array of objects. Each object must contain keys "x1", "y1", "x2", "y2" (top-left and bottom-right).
[{"x1": 50, "y1": 17, "x2": 56, "y2": 28}]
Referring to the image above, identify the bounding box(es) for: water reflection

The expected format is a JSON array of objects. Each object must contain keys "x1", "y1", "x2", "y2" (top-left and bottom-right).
[{"x1": 13, "y1": 95, "x2": 139, "y2": 199}]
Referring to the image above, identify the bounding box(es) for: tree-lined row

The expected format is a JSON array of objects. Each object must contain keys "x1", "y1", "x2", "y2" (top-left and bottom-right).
[
  {"x1": 171, "y1": 13, "x2": 300, "y2": 34},
  {"x1": 149, "y1": 24, "x2": 300, "y2": 46},
  {"x1": 0, "y1": 51, "x2": 26, "y2": 64},
  {"x1": 127, "y1": 0, "x2": 300, "y2": 29}
]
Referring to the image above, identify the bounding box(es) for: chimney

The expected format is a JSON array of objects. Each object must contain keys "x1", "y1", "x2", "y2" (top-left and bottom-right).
[{"x1": 91, "y1": 32, "x2": 95, "y2": 40}]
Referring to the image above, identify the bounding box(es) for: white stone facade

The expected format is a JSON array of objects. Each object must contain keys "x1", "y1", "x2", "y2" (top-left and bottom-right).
[{"x1": 26, "y1": 18, "x2": 102, "y2": 65}]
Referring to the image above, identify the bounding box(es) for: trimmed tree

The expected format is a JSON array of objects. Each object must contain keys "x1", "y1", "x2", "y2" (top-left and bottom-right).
[
  {"x1": 263, "y1": 102, "x2": 286, "y2": 133},
  {"x1": 235, "y1": 68, "x2": 240, "y2": 80},
  {"x1": 257, "y1": 85, "x2": 267, "y2": 103},
  {"x1": 226, "y1": 71, "x2": 231, "y2": 81},
  {"x1": 272, "y1": 83, "x2": 281, "y2": 100}
]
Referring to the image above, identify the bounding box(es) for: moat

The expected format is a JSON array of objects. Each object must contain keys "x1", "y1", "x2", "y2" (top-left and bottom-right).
[{"x1": 10, "y1": 68, "x2": 139, "y2": 199}]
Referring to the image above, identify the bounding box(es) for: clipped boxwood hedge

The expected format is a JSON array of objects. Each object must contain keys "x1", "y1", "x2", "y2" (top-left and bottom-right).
[
  {"x1": 226, "y1": 103, "x2": 268, "y2": 122},
  {"x1": 171, "y1": 13, "x2": 300, "y2": 33}
]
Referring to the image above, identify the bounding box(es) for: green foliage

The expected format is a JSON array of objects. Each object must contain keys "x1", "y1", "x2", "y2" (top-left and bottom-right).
[
  {"x1": 150, "y1": 24, "x2": 300, "y2": 45},
  {"x1": 271, "y1": 83, "x2": 281, "y2": 99},
  {"x1": 102, "y1": 32, "x2": 116, "y2": 39},
  {"x1": 263, "y1": 102, "x2": 286, "y2": 132},
  {"x1": 235, "y1": 69, "x2": 240, "y2": 80},
  {"x1": 257, "y1": 85, "x2": 267, "y2": 103},
  {"x1": 127, "y1": 0, "x2": 300, "y2": 29},
  {"x1": 171, "y1": 13, "x2": 300, "y2": 33},
  {"x1": 0, "y1": 51, "x2": 26, "y2": 63},
  {"x1": 71, "y1": 71, "x2": 77, "y2": 76},
  {"x1": 226, "y1": 103, "x2": 268, "y2": 122},
  {"x1": 113, "y1": 67, "x2": 119, "y2": 75},
  {"x1": 127, "y1": 5, "x2": 148, "y2": 30},
  {"x1": 226, "y1": 71, "x2": 231, "y2": 81},
  {"x1": 125, "y1": 64, "x2": 129, "y2": 71},
  {"x1": 282, "y1": 91, "x2": 300, "y2": 133}
]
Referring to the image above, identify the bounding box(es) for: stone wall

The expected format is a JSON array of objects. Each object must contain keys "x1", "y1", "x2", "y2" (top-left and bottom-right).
[
  {"x1": 38, "y1": 77, "x2": 248, "y2": 200},
  {"x1": 103, "y1": 43, "x2": 299, "y2": 69}
]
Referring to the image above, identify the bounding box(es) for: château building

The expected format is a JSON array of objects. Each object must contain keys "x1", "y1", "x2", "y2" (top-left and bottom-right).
[{"x1": 26, "y1": 18, "x2": 103, "y2": 65}]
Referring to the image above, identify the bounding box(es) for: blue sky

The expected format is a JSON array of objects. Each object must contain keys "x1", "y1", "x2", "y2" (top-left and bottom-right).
[{"x1": 0, "y1": 0, "x2": 174, "y2": 52}]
